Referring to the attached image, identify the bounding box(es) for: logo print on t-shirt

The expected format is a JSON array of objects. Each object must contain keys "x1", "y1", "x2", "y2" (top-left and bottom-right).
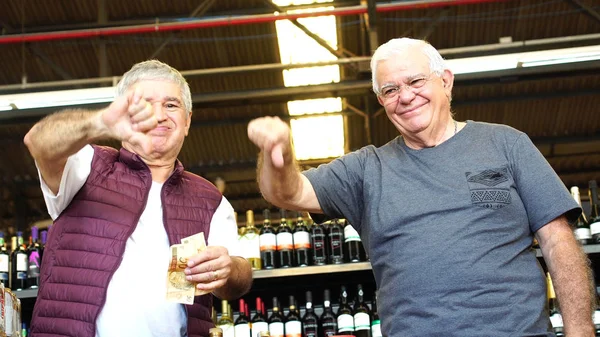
[{"x1": 465, "y1": 167, "x2": 511, "y2": 209}]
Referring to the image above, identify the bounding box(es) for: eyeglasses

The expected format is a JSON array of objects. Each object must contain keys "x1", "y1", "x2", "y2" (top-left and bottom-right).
[{"x1": 377, "y1": 73, "x2": 435, "y2": 101}]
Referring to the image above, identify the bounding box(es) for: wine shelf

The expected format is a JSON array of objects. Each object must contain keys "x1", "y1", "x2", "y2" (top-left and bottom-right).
[{"x1": 12, "y1": 244, "x2": 600, "y2": 299}]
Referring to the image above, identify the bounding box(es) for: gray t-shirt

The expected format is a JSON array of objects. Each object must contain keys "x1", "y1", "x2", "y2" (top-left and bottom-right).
[{"x1": 304, "y1": 120, "x2": 580, "y2": 337}]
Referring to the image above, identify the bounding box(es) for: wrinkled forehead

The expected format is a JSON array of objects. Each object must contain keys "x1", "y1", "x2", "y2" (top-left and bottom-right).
[{"x1": 377, "y1": 51, "x2": 431, "y2": 81}]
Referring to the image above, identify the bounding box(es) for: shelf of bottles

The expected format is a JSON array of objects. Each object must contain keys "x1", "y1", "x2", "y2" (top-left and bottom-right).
[{"x1": 214, "y1": 285, "x2": 381, "y2": 337}]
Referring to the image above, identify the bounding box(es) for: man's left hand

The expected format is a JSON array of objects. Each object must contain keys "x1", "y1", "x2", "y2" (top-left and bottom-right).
[{"x1": 184, "y1": 246, "x2": 231, "y2": 292}]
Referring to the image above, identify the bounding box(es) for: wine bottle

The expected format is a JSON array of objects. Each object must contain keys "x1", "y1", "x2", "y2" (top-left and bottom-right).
[
  {"x1": 269, "y1": 297, "x2": 285, "y2": 337},
  {"x1": 252, "y1": 297, "x2": 269, "y2": 337},
  {"x1": 337, "y1": 286, "x2": 355, "y2": 334},
  {"x1": 309, "y1": 219, "x2": 328, "y2": 266},
  {"x1": 293, "y1": 212, "x2": 311, "y2": 267},
  {"x1": 320, "y1": 289, "x2": 338, "y2": 337},
  {"x1": 590, "y1": 181, "x2": 600, "y2": 244},
  {"x1": 276, "y1": 209, "x2": 294, "y2": 268},
  {"x1": 353, "y1": 284, "x2": 371, "y2": 337},
  {"x1": 571, "y1": 186, "x2": 591, "y2": 245},
  {"x1": 26, "y1": 226, "x2": 42, "y2": 289},
  {"x1": 243, "y1": 210, "x2": 262, "y2": 270},
  {"x1": 40, "y1": 230, "x2": 47, "y2": 265},
  {"x1": 547, "y1": 272, "x2": 564, "y2": 336},
  {"x1": 593, "y1": 288, "x2": 600, "y2": 336},
  {"x1": 328, "y1": 219, "x2": 345, "y2": 264},
  {"x1": 234, "y1": 298, "x2": 251, "y2": 337},
  {"x1": 0, "y1": 233, "x2": 9, "y2": 286},
  {"x1": 10, "y1": 232, "x2": 27, "y2": 291},
  {"x1": 371, "y1": 292, "x2": 382, "y2": 337},
  {"x1": 285, "y1": 295, "x2": 301, "y2": 337},
  {"x1": 343, "y1": 220, "x2": 363, "y2": 263},
  {"x1": 302, "y1": 291, "x2": 319, "y2": 337},
  {"x1": 260, "y1": 209, "x2": 277, "y2": 269},
  {"x1": 217, "y1": 299, "x2": 235, "y2": 337}
]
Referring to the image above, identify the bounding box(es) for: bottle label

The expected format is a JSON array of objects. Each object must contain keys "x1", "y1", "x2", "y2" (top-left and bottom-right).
[
  {"x1": 259, "y1": 233, "x2": 277, "y2": 251},
  {"x1": 549, "y1": 313, "x2": 563, "y2": 328},
  {"x1": 344, "y1": 225, "x2": 361, "y2": 242},
  {"x1": 0, "y1": 255, "x2": 8, "y2": 273},
  {"x1": 276, "y1": 233, "x2": 293, "y2": 251},
  {"x1": 337, "y1": 313, "x2": 354, "y2": 332},
  {"x1": 590, "y1": 221, "x2": 600, "y2": 235},
  {"x1": 575, "y1": 227, "x2": 592, "y2": 240},
  {"x1": 371, "y1": 320, "x2": 382, "y2": 337},
  {"x1": 241, "y1": 232, "x2": 261, "y2": 259},
  {"x1": 16, "y1": 253, "x2": 27, "y2": 272},
  {"x1": 322, "y1": 321, "x2": 337, "y2": 336},
  {"x1": 594, "y1": 310, "x2": 600, "y2": 325},
  {"x1": 303, "y1": 322, "x2": 318, "y2": 337},
  {"x1": 293, "y1": 232, "x2": 310, "y2": 249},
  {"x1": 251, "y1": 322, "x2": 269, "y2": 337},
  {"x1": 285, "y1": 320, "x2": 301, "y2": 337},
  {"x1": 218, "y1": 324, "x2": 235, "y2": 337},
  {"x1": 354, "y1": 312, "x2": 370, "y2": 330},
  {"x1": 234, "y1": 323, "x2": 250, "y2": 337},
  {"x1": 28, "y1": 251, "x2": 41, "y2": 278},
  {"x1": 269, "y1": 322, "x2": 284, "y2": 337}
]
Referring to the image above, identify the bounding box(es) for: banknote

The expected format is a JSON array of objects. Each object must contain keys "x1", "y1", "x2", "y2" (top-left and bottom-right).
[
  {"x1": 166, "y1": 243, "x2": 195, "y2": 304},
  {"x1": 181, "y1": 232, "x2": 210, "y2": 296}
]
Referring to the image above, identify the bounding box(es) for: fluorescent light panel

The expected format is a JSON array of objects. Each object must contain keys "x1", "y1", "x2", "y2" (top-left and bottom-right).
[{"x1": 0, "y1": 86, "x2": 115, "y2": 110}]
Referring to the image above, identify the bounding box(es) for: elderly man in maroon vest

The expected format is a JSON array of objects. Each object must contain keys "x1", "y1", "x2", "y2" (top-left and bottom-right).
[{"x1": 24, "y1": 60, "x2": 252, "y2": 337}]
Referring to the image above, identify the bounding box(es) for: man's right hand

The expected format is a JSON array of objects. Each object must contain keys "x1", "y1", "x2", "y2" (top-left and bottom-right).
[
  {"x1": 247, "y1": 116, "x2": 291, "y2": 168},
  {"x1": 98, "y1": 86, "x2": 157, "y2": 154}
]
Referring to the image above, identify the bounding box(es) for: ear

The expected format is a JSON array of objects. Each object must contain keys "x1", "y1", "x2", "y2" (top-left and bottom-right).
[
  {"x1": 185, "y1": 110, "x2": 192, "y2": 136},
  {"x1": 441, "y1": 69, "x2": 454, "y2": 95}
]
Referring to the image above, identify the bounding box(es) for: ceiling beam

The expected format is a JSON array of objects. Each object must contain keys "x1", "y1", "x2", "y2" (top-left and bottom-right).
[{"x1": 565, "y1": 0, "x2": 600, "y2": 25}]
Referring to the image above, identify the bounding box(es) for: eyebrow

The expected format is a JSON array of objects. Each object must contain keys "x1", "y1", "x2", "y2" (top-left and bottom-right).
[
  {"x1": 145, "y1": 96, "x2": 183, "y2": 104},
  {"x1": 379, "y1": 73, "x2": 429, "y2": 89}
]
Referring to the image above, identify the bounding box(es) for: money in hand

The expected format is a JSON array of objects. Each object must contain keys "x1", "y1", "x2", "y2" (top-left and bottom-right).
[{"x1": 166, "y1": 232, "x2": 208, "y2": 303}]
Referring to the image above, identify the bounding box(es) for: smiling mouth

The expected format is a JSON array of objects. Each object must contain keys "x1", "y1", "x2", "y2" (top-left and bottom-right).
[{"x1": 397, "y1": 102, "x2": 427, "y2": 115}]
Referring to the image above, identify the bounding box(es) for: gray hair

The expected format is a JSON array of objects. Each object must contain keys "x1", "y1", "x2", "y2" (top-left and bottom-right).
[
  {"x1": 371, "y1": 38, "x2": 448, "y2": 94},
  {"x1": 116, "y1": 60, "x2": 192, "y2": 113}
]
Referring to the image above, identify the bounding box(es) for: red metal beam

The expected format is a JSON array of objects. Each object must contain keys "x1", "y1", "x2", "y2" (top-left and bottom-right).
[{"x1": 0, "y1": 0, "x2": 512, "y2": 44}]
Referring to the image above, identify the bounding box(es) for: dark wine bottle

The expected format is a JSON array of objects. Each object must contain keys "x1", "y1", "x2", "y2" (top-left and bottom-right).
[
  {"x1": 302, "y1": 291, "x2": 319, "y2": 337},
  {"x1": 547, "y1": 272, "x2": 564, "y2": 336},
  {"x1": 252, "y1": 297, "x2": 269, "y2": 337},
  {"x1": 293, "y1": 212, "x2": 311, "y2": 267},
  {"x1": 269, "y1": 297, "x2": 285, "y2": 337},
  {"x1": 234, "y1": 299, "x2": 251, "y2": 337},
  {"x1": 320, "y1": 289, "x2": 338, "y2": 337},
  {"x1": 337, "y1": 286, "x2": 355, "y2": 334},
  {"x1": 571, "y1": 186, "x2": 591, "y2": 245},
  {"x1": 310, "y1": 219, "x2": 328, "y2": 266},
  {"x1": 277, "y1": 209, "x2": 294, "y2": 268},
  {"x1": 371, "y1": 292, "x2": 382, "y2": 337},
  {"x1": 40, "y1": 230, "x2": 47, "y2": 265},
  {"x1": 285, "y1": 295, "x2": 301, "y2": 337},
  {"x1": 0, "y1": 233, "x2": 9, "y2": 286},
  {"x1": 260, "y1": 209, "x2": 277, "y2": 269},
  {"x1": 10, "y1": 231, "x2": 28, "y2": 291},
  {"x1": 343, "y1": 220, "x2": 363, "y2": 263},
  {"x1": 27, "y1": 226, "x2": 42, "y2": 289},
  {"x1": 589, "y1": 181, "x2": 600, "y2": 243},
  {"x1": 353, "y1": 284, "x2": 371, "y2": 337},
  {"x1": 328, "y1": 220, "x2": 345, "y2": 264}
]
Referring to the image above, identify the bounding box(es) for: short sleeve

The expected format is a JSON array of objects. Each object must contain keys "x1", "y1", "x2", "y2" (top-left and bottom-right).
[
  {"x1": 302, "y1": 146, "x2": 369, "y2": 230},
  {"x1": 207, "y1": 196, "x2": 241, "y2": 257},
  {"x1": 509, "y1": 133, "x2": 580, "y2": 232},
  {"x1": 37, "y1": 145, "x2": 94, "y2": 220}
]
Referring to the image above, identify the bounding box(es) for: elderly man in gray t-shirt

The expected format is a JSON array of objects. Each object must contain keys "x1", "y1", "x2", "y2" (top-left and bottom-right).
[{"x1": 247, "y1": 37, "x2": 594, "y2": 336}]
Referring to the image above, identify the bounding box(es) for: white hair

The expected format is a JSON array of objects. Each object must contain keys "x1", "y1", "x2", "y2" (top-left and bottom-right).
[
  {"x1": 116, "y1": 59, "x2": 192, "y2": 113},
  {"x1": 370, "y1": 38, "x2": 448, "y2": 94}
]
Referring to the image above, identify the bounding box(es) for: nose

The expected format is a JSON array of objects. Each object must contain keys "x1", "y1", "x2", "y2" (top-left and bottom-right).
[
  {"x1": 152, "y1": 102, "x2": 167, "y2": 122},
  {"x1": 397, "y1": 86, "x2": 416, "y2": 104}
]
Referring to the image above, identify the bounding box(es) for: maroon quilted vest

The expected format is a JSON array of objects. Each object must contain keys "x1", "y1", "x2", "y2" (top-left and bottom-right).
[{"x1": 31, "y1": 146, "x2": 222, "y2": 337}]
